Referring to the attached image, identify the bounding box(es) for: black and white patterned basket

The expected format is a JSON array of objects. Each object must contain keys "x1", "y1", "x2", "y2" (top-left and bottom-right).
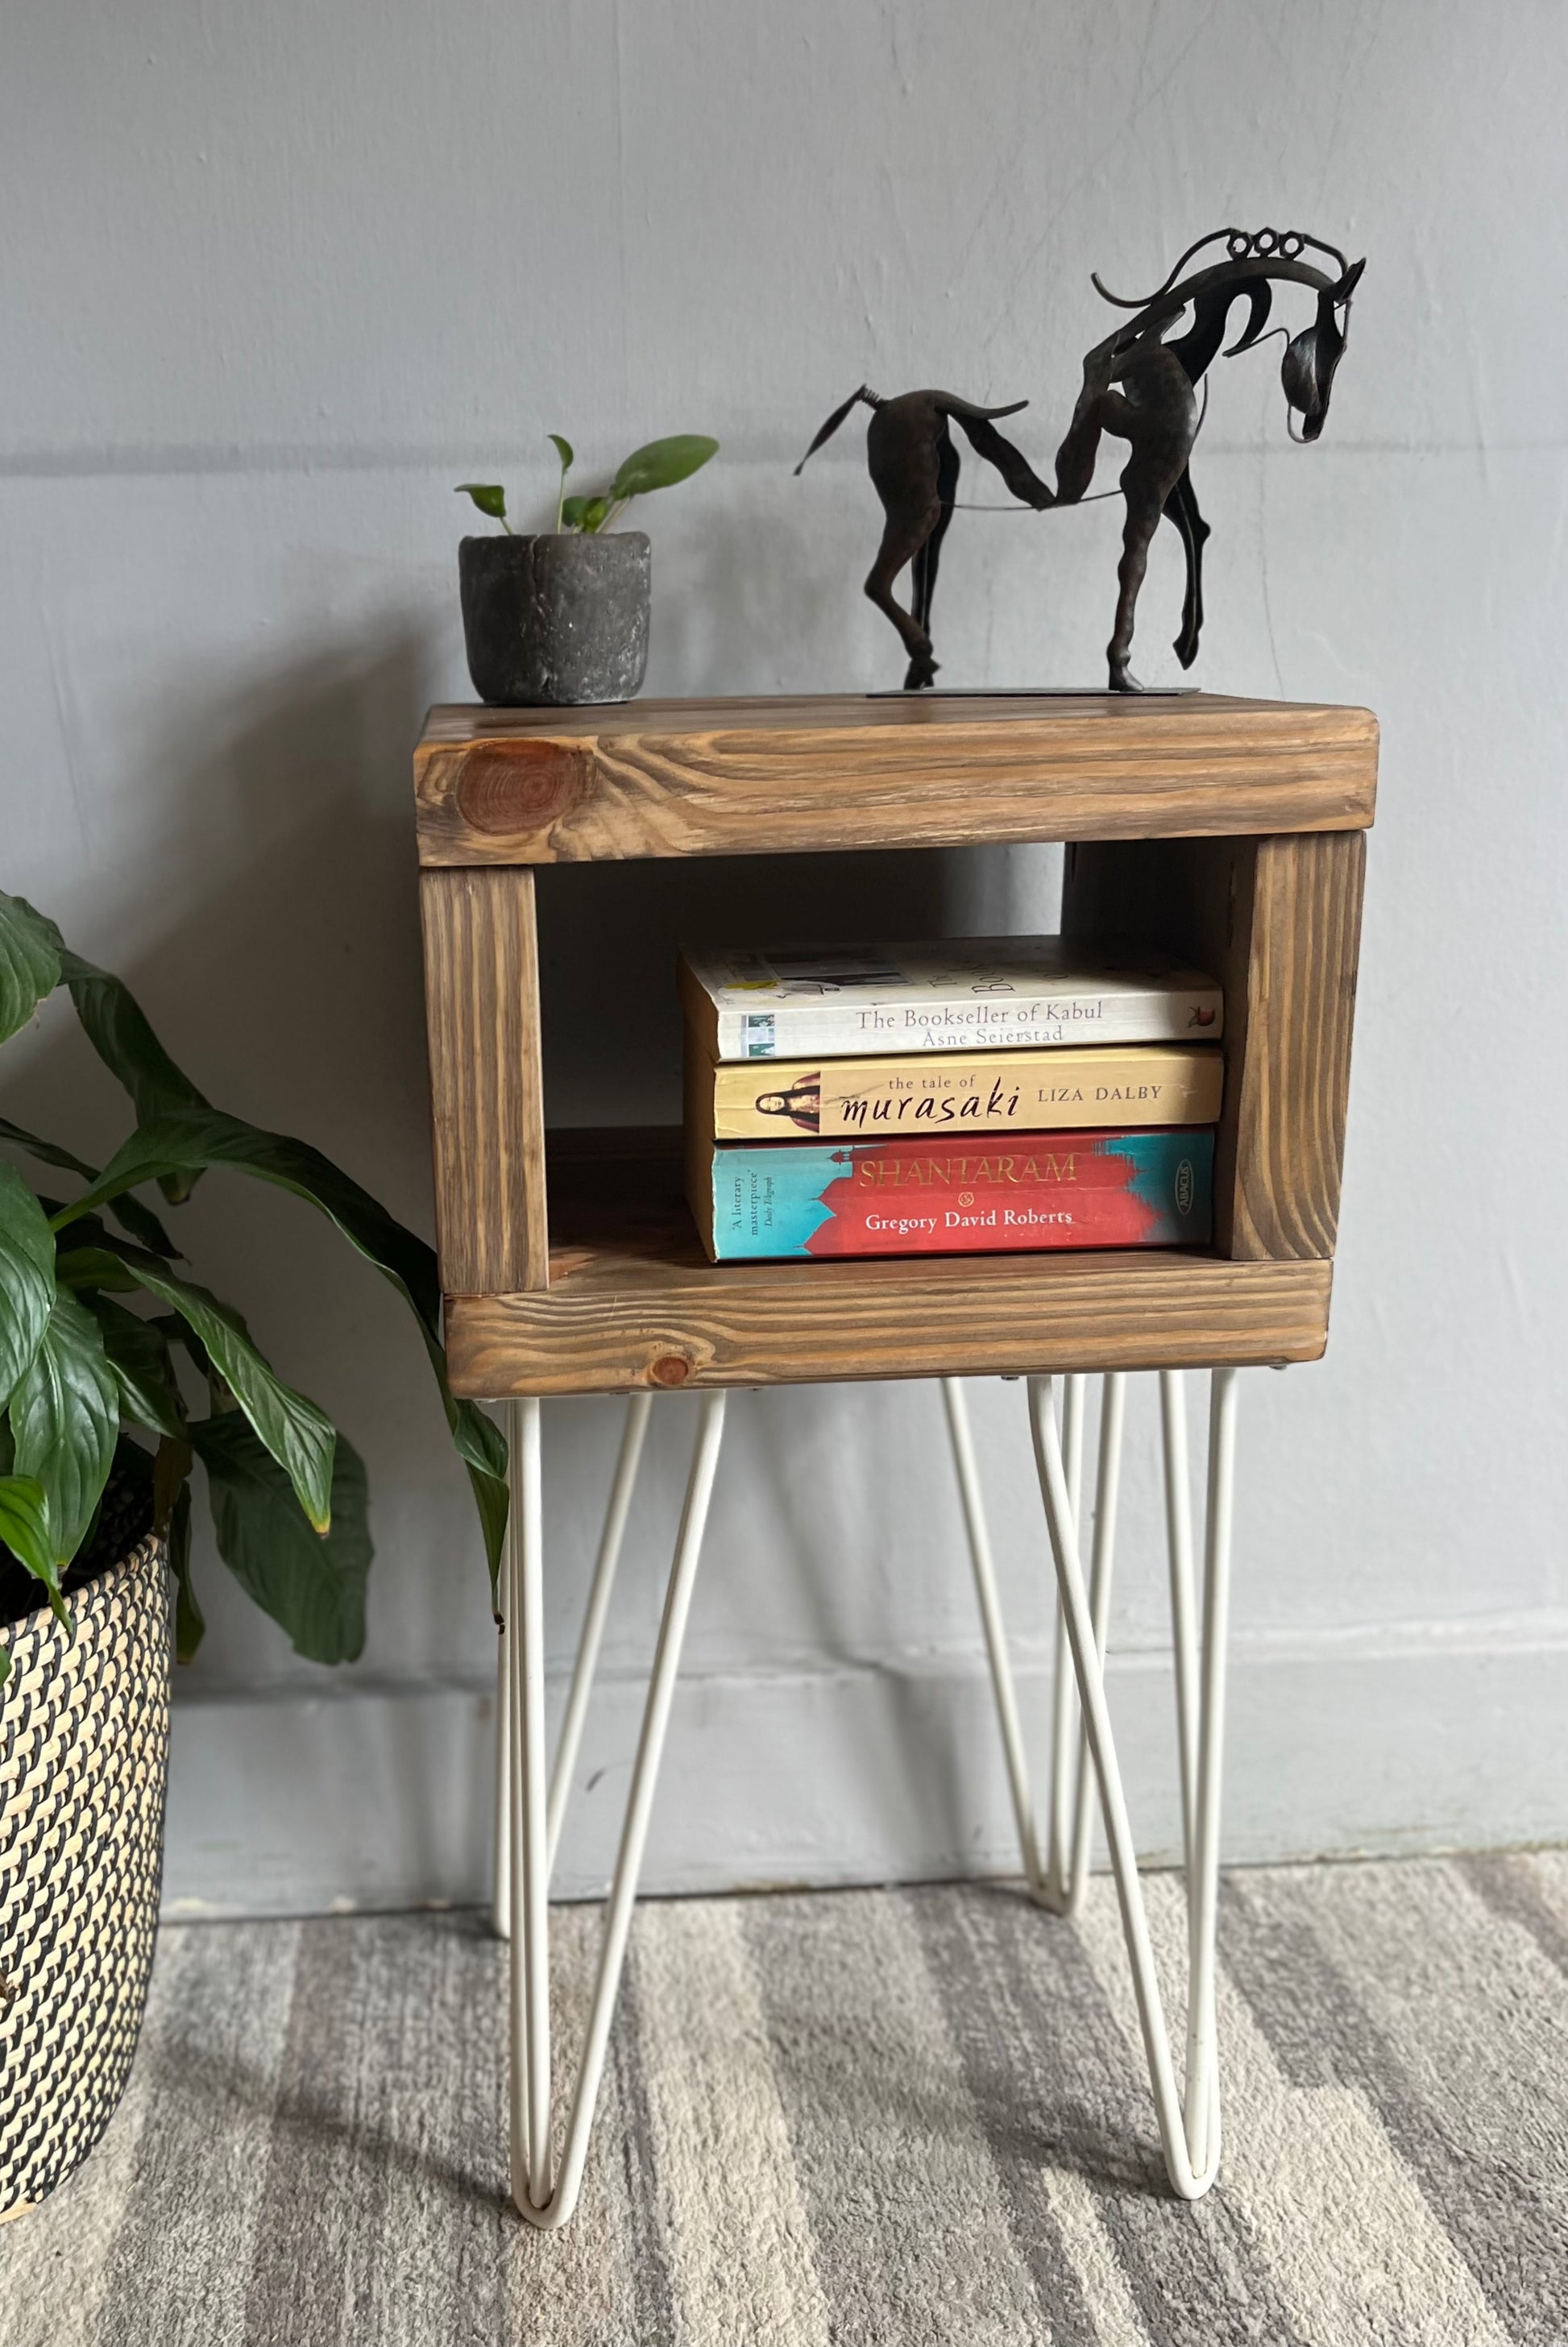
[{"x1": 0, "y1": 1536, "x2": 171, "y2": 2222}]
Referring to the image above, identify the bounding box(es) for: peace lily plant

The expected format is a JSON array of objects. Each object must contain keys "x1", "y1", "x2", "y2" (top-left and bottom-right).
[{"x1": 0, "y1": 888, "x2": 507, "y2": 1682}]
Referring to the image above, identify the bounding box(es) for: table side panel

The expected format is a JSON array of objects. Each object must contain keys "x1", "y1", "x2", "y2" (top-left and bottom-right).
[
  {"x1": 1237, "y1": 830, "x2": 1367, "y2": 1258},
  {"x1": 419, "y1": 865, "x2": 550, "y2": 1293}
]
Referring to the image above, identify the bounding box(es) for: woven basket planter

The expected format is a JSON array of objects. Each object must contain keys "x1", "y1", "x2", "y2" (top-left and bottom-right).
[{"x1": 0, "y1": 1535, "x2": 171, "y2": 2222}]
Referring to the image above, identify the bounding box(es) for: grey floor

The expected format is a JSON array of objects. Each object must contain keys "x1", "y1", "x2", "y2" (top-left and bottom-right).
[{"x1": 4, "y1": 1854, "x2": 1567, "y2": 2345}]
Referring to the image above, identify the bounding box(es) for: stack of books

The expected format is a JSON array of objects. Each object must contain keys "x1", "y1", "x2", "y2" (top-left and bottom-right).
[{"x1": 678, "y1": 939, "x2": 1225, "y2": 1263}]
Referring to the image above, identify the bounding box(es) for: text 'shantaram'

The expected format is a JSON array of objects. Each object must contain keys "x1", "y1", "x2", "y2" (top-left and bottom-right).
[{"x1": 691, "y1": 1129, "x2": 1213, "y2": 1262}]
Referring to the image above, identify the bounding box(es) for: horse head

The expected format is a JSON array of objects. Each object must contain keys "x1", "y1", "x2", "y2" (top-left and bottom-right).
[
  {"x1": 1281, "y1": 257, "x2": 1365, "y2": 441},
  {"x1": 1090, "y1": 230, "x2": 1366, "y2": 446}
]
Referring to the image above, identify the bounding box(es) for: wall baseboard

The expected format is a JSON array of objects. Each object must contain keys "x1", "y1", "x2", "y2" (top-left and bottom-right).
[{"x1": 162, "y1": 1619, "x2": 1568, "y2": 1918}]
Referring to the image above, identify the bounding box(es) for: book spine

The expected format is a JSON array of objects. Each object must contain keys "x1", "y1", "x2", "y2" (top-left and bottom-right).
[
  {"x1": 696, "y1": 1129, "x2": 1213, "y2": 1261},
  {"x1": 714, "y1": 988, "x2": 1222, "y2": 1059},
  {"x1": 701, "y1": 1043, "x2": 1223, "y2": 1139}
]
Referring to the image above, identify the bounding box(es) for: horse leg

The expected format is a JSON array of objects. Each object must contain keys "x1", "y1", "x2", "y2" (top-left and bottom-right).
[
  {"x1": 1107, "y1": 471, "x2": 1167, "y2": 693},
  {"x1": 865, "y1": 496, "x2": 944, "y2": 689},
  {"x1": 910, "y1": 434, "x2": 960, "y2": 655},
  {"x1": 1053, "y1": 396, "x2": 1104, "y2": 506},
  {"x1": 1164, "y1": 467, "x2": 1211, "y2": 670},
  {"x1": 951, "y1": 410, "x2": 1053, "y2": 508},
  {"x1": 1053, "y1": 345, "x2": 1118, "y2": 504},
  {"x1": 1096, "y1": 351, "x2": 1199, "y2": 690}
]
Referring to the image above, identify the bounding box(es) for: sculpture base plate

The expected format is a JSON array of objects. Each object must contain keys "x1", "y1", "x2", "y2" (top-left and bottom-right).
[{"x1": 865, "y1": 684, "x2": 1201, "y2": 699}]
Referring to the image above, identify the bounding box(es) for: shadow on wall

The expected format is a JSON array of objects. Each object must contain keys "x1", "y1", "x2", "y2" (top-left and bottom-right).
[
  {"x1": 536, "y1": 850, "x2": 959, "y2": 1125},
  {"x1": 536, "y1": 841, "x2": 1067, "y2": 1127},
  {"x1": 7, "y1": 617, "x2": 511, "y2": 1682},
  {"x1": 19, "y1": 619, "x2": 438, "y2": 1218}
]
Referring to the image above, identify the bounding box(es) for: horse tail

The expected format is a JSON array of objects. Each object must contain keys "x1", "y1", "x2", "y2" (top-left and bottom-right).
[
  {"x1": 931, "y1": 394, "x2": 1030, "y2": 422},
  {"x1": 794, "y1": 386, "x2": 878, "y2": 474}
]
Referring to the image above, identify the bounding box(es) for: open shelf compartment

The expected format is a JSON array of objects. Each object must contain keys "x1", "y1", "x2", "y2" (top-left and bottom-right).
[{"x1": 417, "y1": 693, "x2": 1374, "y2": 1399}]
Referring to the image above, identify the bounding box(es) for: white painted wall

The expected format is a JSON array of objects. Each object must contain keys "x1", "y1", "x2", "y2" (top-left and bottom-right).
[{"x1": 3, "y1": 2, "x2": 1565, "y2": 1915}]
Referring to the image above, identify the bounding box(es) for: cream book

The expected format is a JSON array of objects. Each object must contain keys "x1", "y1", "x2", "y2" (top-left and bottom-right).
[
  {"x1": 678, "y1": 936, "x2": 1222, "y2": 1063},
  {"x1": 685, "y1": 1035, "x2": 1223, "y2": 1142}
]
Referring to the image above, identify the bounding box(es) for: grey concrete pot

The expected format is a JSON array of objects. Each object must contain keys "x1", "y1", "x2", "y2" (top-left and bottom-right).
[{"x1": 459, "y1": 533, "x2": 651, "y2": 707}]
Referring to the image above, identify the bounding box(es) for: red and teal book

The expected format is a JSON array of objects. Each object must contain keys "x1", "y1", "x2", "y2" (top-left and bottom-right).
[{"x1": 687, "y1": 1127, "x2": 1213, "y2": 1262}]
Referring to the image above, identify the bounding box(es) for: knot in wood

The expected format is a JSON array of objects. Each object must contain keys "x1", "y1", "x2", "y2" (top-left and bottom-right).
[{"x1": 454, "y1": 740, "x2": 587, "y2": 837}]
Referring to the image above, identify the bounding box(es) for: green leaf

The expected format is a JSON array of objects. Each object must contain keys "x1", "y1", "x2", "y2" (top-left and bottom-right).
[
  {"x1": 63, "y1": 1112, "x2": 437, "y2": 1318},
  {"x1": 151, "y1": 1309, "x2": 218, "y2": 1393},
  {"x1": 167, "y1": 1481, "x2": 202, "y2": 1663},
  {"x1": 124, "y1": 1262, "x2": 334, "y2": 1532},
  {"x1": 55, "y1": 940, "x2": 209, "y2": 1204},
  {"x1": 56, "y1": 949, "x2": 208, "y2": 1123},
  {"x1": 456, "y1": 483, "x2": 508, "y2": 522},
  {"x1": 0, "y1": 901, "x2": 206, "y2": 1181},
  {"x1": 579, "y1": 495, "x2": 612, "y2": 533},
  {"x1": 452, "y1": 1400, "x2": 508, "y2": 1607},
  {"x1": 0, "y1": 1116, "x2": 180, "y2": 1256},
  {"x1": 54, "y1": 1241, "x2": 140, "y2": 1293},
  {"x1": 50, "y1": 1106, "x2": 507, "y2": 1586},
  {"x1": 547, "y1": 433, "x2": 574, "y2": 471},
  {"x1": 559, "y1": 494, "x2": 591, "y2": 530},
  {"x1": 87, "y1": 1293, "x2": 186, "y2": 1437},
  {"x1": 49, "y1": 1229, "x2": 332, "y2": 1532},
  {"x1": 0, "y1": 1162, "x2": 56, "y2": 1411},
  {"x1": 153, "y1": 1429, "x2": 192, "y2": 1532},
  {"x1": 153, "y1": 1433, "x2": 201, "y2": 1657},
  {"x1": 191, "y1": 1412, "x2": 370, "y2": 1665},
  {"x1": 0, "y1": 891, "x2": 62, "y2": 1046},
  {"x1": 9, "y1": 1288, "x2": 119, "y2": 1566},
  {"x1": 0, "y1": 1472, "x2": 56, "y2": 1594},
  {"x1": 609, "y1": 433, "x2": 718, "y2": 502},
  {"x1": 102, "y1": 1188, "x2": 179, "y2": 1256},
  {"x1": 0, "y1": 1119, "x2": 97, "y2": 1182}
]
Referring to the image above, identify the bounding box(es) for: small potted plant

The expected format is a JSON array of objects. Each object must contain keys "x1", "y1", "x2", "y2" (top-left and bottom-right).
[
  {"x1": 455, "y1": 430, "x2": 717, "y2": 707},
  {"x1": 0, "y1": 888, "x2": 507, "y2": 2223}
]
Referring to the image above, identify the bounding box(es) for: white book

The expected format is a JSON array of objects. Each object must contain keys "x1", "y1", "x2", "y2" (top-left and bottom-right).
[{"x1": 678, "y1": 936, "x2": 1222, "y2": 1062}]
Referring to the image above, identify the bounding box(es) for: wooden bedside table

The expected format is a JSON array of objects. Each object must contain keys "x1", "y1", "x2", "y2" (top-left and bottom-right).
[{"x1": 413, "y1": 690, "x2": 1375, "y2": 2226}]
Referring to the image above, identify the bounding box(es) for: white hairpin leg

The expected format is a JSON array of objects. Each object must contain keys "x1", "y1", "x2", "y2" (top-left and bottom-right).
[
  {"x1": 493, "y1": 1392, "x2": 654, "y2": 1939},
  {"x1": 945, "y1": 1368, "x2": 1238, "y2": 2199},
  {"x1": 1046, "y1": 1374, "x2": 1089, "y2": 1907},
  {"x1": 492, "y1": 1561, "x2": 512, "y2": 1941},
  {"x1": 945, "y1": 1369, "x2": 1129, "y2": 1919},
  {"x1": 944, "y1": 1370, "x2": 1112, "y2": 1914},
  {"x1": 502, "y1": 1388, "x2": 727, "y2": 2229},
  {"x1": 943, "y1": 1378, "x2": 1047, "y2": 1901}
]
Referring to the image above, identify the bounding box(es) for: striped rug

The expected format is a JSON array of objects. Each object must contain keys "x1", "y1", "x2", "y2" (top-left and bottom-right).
[{"x1": 4, "y1": 1855, "x2": 1566, "y2": 2345}]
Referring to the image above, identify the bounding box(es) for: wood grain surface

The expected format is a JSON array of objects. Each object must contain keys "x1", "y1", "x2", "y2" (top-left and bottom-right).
[
  {"x1": 413, "y1": 693, "x2": 1378, "y2": 866},
  {"x1": 1233, "y1": 831, "x2": 1366, "y2": 1257},
  {"x1": 418, "y1": 866, "x2": 549, "y2": 1293},
  {"x1": 1062, "y1": 828, "x2": 1366, "y2": 1260},
  {"x1": 439, "y1": 1128, "x2": 1333, "y2": 1396}
]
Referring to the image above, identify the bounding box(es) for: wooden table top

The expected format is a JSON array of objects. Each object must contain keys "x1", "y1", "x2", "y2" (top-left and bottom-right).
[{"x1": 413, "y1": 690, "x2": 1378, "y2": 867}]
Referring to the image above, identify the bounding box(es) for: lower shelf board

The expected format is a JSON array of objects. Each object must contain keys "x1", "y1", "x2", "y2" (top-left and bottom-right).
[{"x1": 440, "y1": 1128, "x2": 1334, "y2": 1398}]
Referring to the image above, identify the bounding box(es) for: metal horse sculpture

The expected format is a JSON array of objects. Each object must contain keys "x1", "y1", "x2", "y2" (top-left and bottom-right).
[{"x1": 798, "y1": 227, "x2": 1363, "y2": 693}]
